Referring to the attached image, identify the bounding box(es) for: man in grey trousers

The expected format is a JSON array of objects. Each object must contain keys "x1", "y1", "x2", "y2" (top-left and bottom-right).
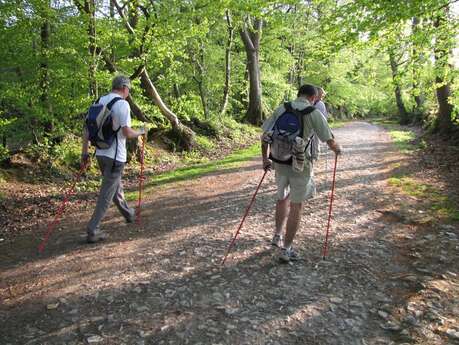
[{"x1": 81, "y1": 75, "x2": 145, "y2": 243}]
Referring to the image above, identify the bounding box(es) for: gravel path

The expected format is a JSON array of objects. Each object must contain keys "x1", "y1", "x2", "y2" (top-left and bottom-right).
[{"x1": 1, "y1": 121, "x2": 458, "y2": 345}]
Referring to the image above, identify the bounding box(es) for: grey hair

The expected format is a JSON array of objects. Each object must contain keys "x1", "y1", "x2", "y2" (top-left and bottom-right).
[{"x1": 112, "y1": 75, "x2": 131, "y2": 90}]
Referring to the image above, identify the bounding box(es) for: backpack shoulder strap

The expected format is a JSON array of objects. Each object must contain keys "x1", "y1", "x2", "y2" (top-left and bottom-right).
[
  {"x1": 294, "y1": 105, "x2": 315, "y2": 139},
  {"x1": 283, "y1": 102, "x2": 293, "y2": 112},
  {"x1": 300, "y1": 106, "x2": 316, "y2": 116},
  {"x1": 107, "y1": 97, "x2": 123, "y2": 110}
]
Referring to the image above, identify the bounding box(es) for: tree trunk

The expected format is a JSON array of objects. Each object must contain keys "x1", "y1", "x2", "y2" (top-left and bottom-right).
[
  {"x1": 240, "y1": 17, "x2": 264, "y2": 125},
  {"x1": 39, "y1": 2, "x2": 53, "y2": 134},
  {"x1": 388, "y1": 50, "x2": 409, "y2": 124},
  {"x1": 139, "y1": 69, "x2": 195, "y2": 150},
  {"x1": 433, "y1": 9, "x2": 454, "y2": 134},
  {"x1": 219, "y1": 10, "x2": 233, "y2": 117},
  {"x1": 411, "y1": 17, "x2": 424, "y2": 115},
  {"x1": 85, "y1": 0, "x2": 97, "y2": 98},
  {"x1": 192, "y1": 43, "x2": 209, "y2": 119},
  {"x1": 125, "y1": 95, "x2": 151, "y2": 123}
]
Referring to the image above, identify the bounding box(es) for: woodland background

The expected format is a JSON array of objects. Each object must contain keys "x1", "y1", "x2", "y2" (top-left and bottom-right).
[{"x1": 0, "y1": 0, "x2": 458, "y2": 174}]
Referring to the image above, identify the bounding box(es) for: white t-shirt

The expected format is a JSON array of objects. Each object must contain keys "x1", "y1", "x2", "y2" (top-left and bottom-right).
[{"x1": 95, "y1": 92, "x2": 131, "y2": 162}]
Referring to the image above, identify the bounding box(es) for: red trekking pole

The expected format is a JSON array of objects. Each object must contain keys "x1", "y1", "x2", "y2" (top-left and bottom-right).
[
  {"x1": 221, "y1": 170, "x2": 268, "y2": 265},
  {"x1": 136, "y1": 128, "x2": 146, "y2": 225},
  {"x1": 322, "y1": 154, "x2": 338, "y2": 260},
  {"x1": 37, "y1": 163, "x2": 88, "y2": 253}
]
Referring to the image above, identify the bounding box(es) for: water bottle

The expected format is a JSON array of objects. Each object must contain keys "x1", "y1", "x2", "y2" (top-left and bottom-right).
[{"x1": 292, "y1": 137, "x2": 306, "y2": 172}]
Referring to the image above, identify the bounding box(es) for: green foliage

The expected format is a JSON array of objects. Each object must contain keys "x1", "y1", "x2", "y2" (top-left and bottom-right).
[
  {"x1": 0, "y1": 0, "x2": 457, "y2": 169},
  {"x1": 170, "y1": 94, "x2": 206, "y2": 122},
  {"x1": 0, "y1": 146, "x2": 9, "y2": 163},
  {"x1": 389, "y1": 130, "x2": 416, "y2": 153},
  {"x1": 388, "y1": 176, "x2": 459, "y2": 222},
  {"x1": 194, "y1": 135, "x2": 215, "y2": 152},
  {"x1": 50, "y1": 136, "x2": 82, "y2": 170}
]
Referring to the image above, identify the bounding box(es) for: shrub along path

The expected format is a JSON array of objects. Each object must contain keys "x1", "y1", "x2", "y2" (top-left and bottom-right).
[{"x1": 1, "y1": 121, "x2": 458, "y2": 345}]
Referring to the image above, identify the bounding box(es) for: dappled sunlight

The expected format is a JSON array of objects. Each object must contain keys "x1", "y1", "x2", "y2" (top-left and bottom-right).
[
  {"x1": 2, "y1": 122, "x2": 458, "y2": 344},
  {"x1": 1, "y1": 237, "x2": 165, "y2": 307}
]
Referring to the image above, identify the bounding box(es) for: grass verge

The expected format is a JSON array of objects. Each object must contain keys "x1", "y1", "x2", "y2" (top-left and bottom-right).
[
  {"x1": 370, "y1": 118, "x2": 419, "y2": 153},
  {"x1": 329, "y1": 119, "x2": 349, "y2": 129},
  {"x1": 388, "y1": 176, "x2": 459, "y2": 222},
  {"x1": 377, "y1": 117, "x2": 459, "y2": 223}
]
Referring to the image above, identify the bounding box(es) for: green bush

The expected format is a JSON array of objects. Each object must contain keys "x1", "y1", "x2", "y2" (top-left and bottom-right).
[
  {"x1": 170, "y1": 94, "x2": 204, "y2": 122},
  {"x1": 51, "y1": 135, "x2": 81, "y2": 170},
  {"x1": 195, "y1": 135, "x2": 215, "y2": 151},
  {"x1": 0, "y1": 145, "x2": 9, "y2": 163}
]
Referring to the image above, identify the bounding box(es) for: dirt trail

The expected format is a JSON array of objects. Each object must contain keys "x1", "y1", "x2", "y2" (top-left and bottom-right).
[{"x1": 1, "y1": 121, "x2": 458, "y2": 345}]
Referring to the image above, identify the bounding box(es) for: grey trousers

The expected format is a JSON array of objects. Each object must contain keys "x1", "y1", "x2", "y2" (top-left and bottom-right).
[{"x1": 87, "y1": 156, "x2": 135, "y2": 235}]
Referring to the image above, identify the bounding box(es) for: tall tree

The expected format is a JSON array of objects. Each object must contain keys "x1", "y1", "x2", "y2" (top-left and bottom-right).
[
  {"x1": 411, "y1": 16, "x2": 424, "y2": 115},
  {"x1": 433, "y1": 5, "x2": 455, "y2": 133},
  {"x1": 87, "y1": 0, "x2": 97, "y2": 98},
  {"x1": 388, "y1": 48, "x2": 409, "y2": 124},
  {"x1": 240, "y1": 15, "x2": 264, "y2": 125},
  {"x1": 220, "y1": 10, "x2": 234, "y2": 117},
  {"x1": 77, "y1": 0, "x2": 196, "y2": 149},
  {"x1": 38, "y1": 1, "x2": 53, "y2": 131}
]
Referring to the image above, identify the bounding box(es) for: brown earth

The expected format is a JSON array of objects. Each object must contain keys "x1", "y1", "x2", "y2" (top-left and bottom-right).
[{"x1": 0, "y1": 121, "x2": 458, "y2": 345}]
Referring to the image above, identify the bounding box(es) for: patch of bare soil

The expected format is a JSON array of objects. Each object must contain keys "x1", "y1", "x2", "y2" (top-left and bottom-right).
[
  {"x1": 0, "y1": 135, "x2": 257, "y2": 242},
  {"x1": 0, "y1": 121, "x2": 458, "y2": 345}
]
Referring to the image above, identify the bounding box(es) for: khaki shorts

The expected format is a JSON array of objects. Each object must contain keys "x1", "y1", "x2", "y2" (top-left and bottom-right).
[{"x1": 275, "y1": 164, "x2": 316, "y2": 203}]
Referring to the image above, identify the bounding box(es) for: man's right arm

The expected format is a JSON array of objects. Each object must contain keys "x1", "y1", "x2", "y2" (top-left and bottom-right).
[
  {"x1": 118, "y1": 100, "x2": 145, "y2": 139},
  {"x1": 122, "y1": 126, "x2": 145, "y2": 139},
  {"x1": 326, "y1": 138, "x2": 342, "y2": 155},
  {"x1": 310, "y1": 110, "x2": 341, "y2": 155}
]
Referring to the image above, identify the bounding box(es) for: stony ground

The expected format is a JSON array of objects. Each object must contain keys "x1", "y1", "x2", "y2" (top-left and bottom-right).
[{"x1": 1, "y1": 121, "x2": 458, "y2": 345}]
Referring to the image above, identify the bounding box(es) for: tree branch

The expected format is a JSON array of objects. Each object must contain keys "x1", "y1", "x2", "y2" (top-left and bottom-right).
[
  {"x1": 111, "y1": 0, "x2": 136, "y2": 36},
  {"x1": 240, "y1": 29, "x2": 255, "y2": 52}
]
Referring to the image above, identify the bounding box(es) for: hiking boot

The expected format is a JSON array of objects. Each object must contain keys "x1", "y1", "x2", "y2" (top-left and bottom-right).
[
  {"x1": 271, "y1": 234, "x2": 283, "y2": 248},
  {"x1": 86, "y1": 232, "x2": 108, "y2": 244},
  {"x1": 279, "y1": 247, "x2": 299, "y2": 263}
]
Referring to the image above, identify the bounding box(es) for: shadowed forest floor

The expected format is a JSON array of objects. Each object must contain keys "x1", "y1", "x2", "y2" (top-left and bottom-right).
[{"x1": 1, "y1": 121, "x2": 458, "y2": 345}]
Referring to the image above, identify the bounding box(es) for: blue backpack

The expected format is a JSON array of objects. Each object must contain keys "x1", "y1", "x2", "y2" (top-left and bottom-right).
[
  {"x1": 269, "y1": 102, "x2": 315, "y2": 165},
  {"x1": 85, "y1": 97, "x2": 122, "y2": 149}
]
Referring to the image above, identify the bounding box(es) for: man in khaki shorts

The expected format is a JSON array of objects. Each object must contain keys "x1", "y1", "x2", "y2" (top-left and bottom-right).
[{"x1": 261, "y1": 84, "x2": 341, "y2": 262}]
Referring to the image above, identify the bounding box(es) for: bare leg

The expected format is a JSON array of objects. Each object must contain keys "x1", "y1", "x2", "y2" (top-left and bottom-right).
[
  {"x1": 275, "y1": 197, "x2": 289, "y2": 236},
  {"x1": 284, "y1": 201, "x2": 303, "y2": 248}
]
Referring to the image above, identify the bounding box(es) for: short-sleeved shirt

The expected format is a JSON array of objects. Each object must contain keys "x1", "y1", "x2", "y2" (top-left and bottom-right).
[
  {"x1": 311, "y1": 100, "x2": 329, "y2": 159},
  {"x1": 314, "y1": 100, "x2": 328, "y2": 119},
  {"x1": 262, "y1": 97, "x2": 333, "y2": 172},
  {"x1": 95, "y1": 93, "x2": 131, "y2": 163}
]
